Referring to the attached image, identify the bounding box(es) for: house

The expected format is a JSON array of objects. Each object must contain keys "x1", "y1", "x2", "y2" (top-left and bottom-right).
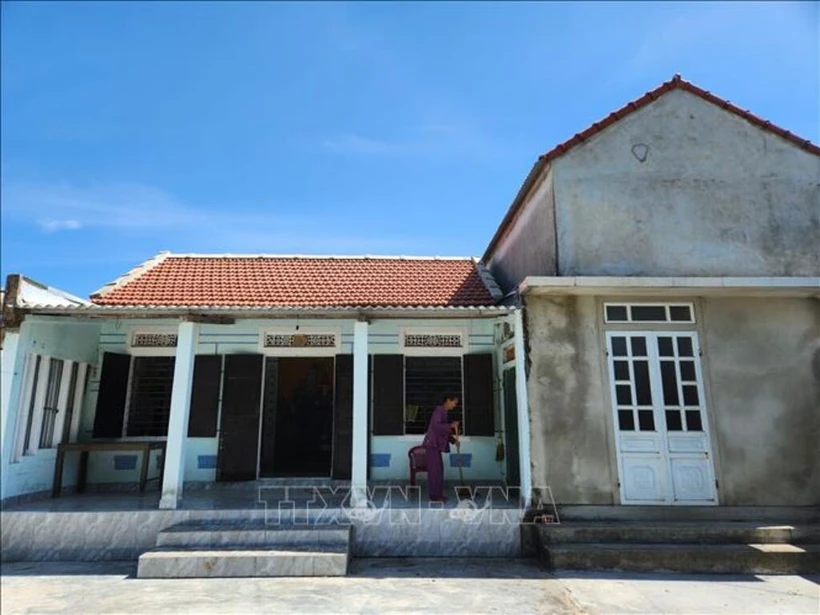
[
  {"x1": 1, "y1": 75, "x2": 818, "y2": 571},
  {"x1": 483, "y1": 75, "x2": 820, "y2": 513},
  {"x1": 0, "y1": 256, "x2": 529, "y2": 511}
]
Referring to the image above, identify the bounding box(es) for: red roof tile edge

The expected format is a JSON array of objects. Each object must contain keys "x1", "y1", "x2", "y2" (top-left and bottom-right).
[
  {"x1": 482, "y1": 74, "x2": 820, "y2": 262},
  {"x1": 89, "y1": 254, "x2": 500, "y2": 308}
]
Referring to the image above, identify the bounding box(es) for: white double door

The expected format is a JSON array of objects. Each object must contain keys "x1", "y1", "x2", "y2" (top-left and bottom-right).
[{"x1": 606, "y1": 331, "x2": 717, "y2": 505}]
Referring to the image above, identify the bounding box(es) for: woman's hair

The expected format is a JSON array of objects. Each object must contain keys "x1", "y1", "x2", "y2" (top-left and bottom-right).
[{"x1": 439, "y1": 393, "x2": 459, "y2": 405}]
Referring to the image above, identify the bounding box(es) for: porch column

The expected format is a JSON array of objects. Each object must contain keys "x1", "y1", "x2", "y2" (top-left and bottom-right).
[
  {"x1": 513, "y1": 309, "x2": 532, "y2": 508},
  {"x1": 351, "y1": 320, "x2": 369, "y2": 507},
  {"x1": 0, "y1": 326, "x2": 27, "y2": 500},
  {"x1": 159, "y1": 321, "x2": 199, "y2": 509}
]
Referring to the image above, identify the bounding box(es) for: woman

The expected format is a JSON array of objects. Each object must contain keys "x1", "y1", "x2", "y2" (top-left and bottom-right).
[{"x1": 422, "y1": 394, "x2": 460, "y2": 503}]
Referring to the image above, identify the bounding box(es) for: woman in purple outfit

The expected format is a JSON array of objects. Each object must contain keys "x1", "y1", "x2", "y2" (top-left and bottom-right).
[{"x1": 422, "y1": 395, "x2": 460, "y2": 502}]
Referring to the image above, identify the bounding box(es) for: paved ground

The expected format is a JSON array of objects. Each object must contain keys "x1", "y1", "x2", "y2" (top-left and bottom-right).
[{"x1": 1, "y1": 559, "x2": 818, "y2": 615}]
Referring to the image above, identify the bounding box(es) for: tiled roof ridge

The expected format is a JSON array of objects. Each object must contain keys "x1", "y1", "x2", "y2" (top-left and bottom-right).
[
  {"x1": 538, "y1": 74, "x2": 820, "y2": 166},
  {"x1": 90, "y1": 251, "x2": 171, "y2": 299},
  {"x1": 472, "y1": 257, "x2": 504, "y2": 302},
  {"x1": 483, "y1": 73, "x2": 820, "y2": 261},
  {"x1": 160, "y1": 253, "x2": 478, "y2": 261}
]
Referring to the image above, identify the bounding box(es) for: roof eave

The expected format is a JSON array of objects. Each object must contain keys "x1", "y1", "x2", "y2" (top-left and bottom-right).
[
  {"x1": 519, "y1": 276, "x2": 820, "y2": 298},
  {"x1": 19, "y1": 304, "x2": 514, "y2": 320}
]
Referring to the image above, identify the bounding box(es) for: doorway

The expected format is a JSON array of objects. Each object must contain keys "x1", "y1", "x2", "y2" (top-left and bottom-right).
[
  {"x1": 259, "y1": 357, "x2": 335, "y2": 477},
  {"x1": 605, "y1": 331, "x2": 717, "y2": 505}
]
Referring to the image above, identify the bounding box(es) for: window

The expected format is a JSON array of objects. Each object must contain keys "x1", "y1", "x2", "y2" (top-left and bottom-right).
[
  {"x1": 21, "y1": 355, "x2": 43, "y2": 454},
  {"x1": 403, "y1": 357, "x2": 463, "y2": 435},
  {"x1": 38, "y1": 358, "x2": 64, "y2": 448},
  {"x1": 604, "y1": 303, "x2": 694, "y2": 324},
  {"x1": 125, "y1": 356, "x2": 175, "y2": 436},
  {"x1": 61, "y1": 362, "x2": 81, "y2": 444}
]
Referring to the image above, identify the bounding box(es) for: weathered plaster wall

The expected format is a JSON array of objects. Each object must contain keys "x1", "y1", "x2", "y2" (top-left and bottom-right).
[
  {"x1": 487, "y1": 167, "x2": 557, "y2": 294},
  {"x1": 552, "y1": 89, "x2": 820, "y2": 277},
  {"x1": 524, "y1": 295, "x2": 615, "y2": 505},
  {"x1": 701, "y1": 297, "x2": 820, "y2": 505}
]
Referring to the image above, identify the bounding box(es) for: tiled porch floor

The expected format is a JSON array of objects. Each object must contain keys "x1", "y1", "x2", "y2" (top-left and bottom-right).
[{"x1": 3, "y1": 481, "x2": 521, "y2": 512}]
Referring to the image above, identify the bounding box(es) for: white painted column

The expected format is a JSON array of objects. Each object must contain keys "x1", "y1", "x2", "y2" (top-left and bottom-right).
[
  {"x1": 0, "y1": 328, "x2": 26, "y2": 500},
  {"x1": 351, "y1": 320, "x2": 369, "y2": 507},
  {"x1": 513, "y1": 309, "x2": 532, "y2": 508},
  {"x1": 159, "y1": 321, "x2": 199, "y2": 509}
]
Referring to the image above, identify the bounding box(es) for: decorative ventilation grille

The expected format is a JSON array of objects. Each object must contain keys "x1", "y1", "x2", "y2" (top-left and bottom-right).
[
  {"x1": 404, "y1": 333, "x2": 463, "y2": 348},
  {"x1": 264, "y1": 333, "x2": 337, "y2": 348},
  {"x1": 132, "y1": 333, "x2": 178, "y2": 348}
]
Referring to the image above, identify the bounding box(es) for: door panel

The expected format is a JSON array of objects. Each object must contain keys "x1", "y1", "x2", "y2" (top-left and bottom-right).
[
  {"x1": 331, "y1": 355, "x2": 353, "y2": 480},
  {"x1": 621, "y1": 456, "x2": 666, "y2": 502},
  {"x1": 217, "y1": 354, "x2": 263, "y2": 482},
  {"x1": 607, "y1": 332, "x2": 716, "y2": 505},
  {"x1": 502, "y1": 367, "x2": 520, "y2": 487},
  {"x1": 670, "y1": 457, "x2": 714, "y2": 501}
]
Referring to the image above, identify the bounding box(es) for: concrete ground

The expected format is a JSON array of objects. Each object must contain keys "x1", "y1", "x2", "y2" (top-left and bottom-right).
[{"x1": 1, "y1": 559, "x2": 818, "y2": 615}]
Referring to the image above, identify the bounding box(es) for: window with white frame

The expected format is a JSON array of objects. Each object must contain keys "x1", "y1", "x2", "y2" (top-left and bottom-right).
[
  {"x1": 20, "y1": 355, "x2": 43, "y2": 455},
  {"x1": 14, "y1": 355, "x2": 90, "y2": 457},
  {"x1": 38, "y1": 358, "x2": 64, "y2": 449},
  {"x1": 60, "y1": 362, "x2": 82, "y2": 444},
  {"x1": 604, "y1": 303, "x2": 695, "y2": 324}
]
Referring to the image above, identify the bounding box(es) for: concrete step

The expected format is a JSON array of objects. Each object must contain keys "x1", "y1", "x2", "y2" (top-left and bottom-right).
[
  {"x1": 137, "y1": 544, "x2": 348, "y2": 578},
  {"x1": 556, "y1": 506, "x2": 820, "y2": 523},
  {"x1": 538, "y1": 522, "x2": 820, "y2": 545},
  {"x1": 543, "y1": 543, "x2": 820, "y2": 575},
  {"x1": 155, "y1": 520, "x2": 351, "y2": 549}
]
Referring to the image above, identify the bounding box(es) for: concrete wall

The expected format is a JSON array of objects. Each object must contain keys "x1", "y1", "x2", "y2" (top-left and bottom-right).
[
  {"x1": 2, "y1": 316, "x2": 102, "y2": 501},
  {"x1": 524, "y1": 295, "x2": 616, "y2": 506},
  {"x1": 551, "y1": 89, "x2": 820, "y2": 277},
  {"x1": 524, "y1": 293, "x2": 820, "y2": 508},
  {"x1": 80, "y1": 317, "x2": 507, "y2": 485},
  {"x1": 486, "y1": 166, "x2": 557, "y2": 294},
  {"x1": 701, "y1": 297, "x2": 820, "y2": 506}
]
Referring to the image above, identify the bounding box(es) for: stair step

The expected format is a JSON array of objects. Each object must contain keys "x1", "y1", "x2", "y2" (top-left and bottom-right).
[
  {"x1": 544, "y1": 542, "x2": 820, "y2": 575},
  {"x1": 539, "y1": 522, "x2": 820, "y2": 545},
  {"x1": 137, "y1": 545, "x2": 348, "y2": 578},
  {"x1": 156, "y1": 520, "x2": 351, "y2": 549}
]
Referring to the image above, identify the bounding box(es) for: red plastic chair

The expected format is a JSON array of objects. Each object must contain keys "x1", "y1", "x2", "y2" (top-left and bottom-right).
[{"x1": 408, "y1": 445, "x2": 428, "y2": 486}]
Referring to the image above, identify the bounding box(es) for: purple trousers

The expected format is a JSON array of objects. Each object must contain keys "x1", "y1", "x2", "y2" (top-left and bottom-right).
[{"x1": 425, "y1": 446, "x2": 444, "y2": 499}]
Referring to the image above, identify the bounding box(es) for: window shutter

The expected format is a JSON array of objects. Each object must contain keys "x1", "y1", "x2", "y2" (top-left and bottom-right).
[
  {"x1": 463, "y1": 353, "x2": 495, "y2": 437},
  {"x1": 372, "y1": 354, "x2": 404, "y2": 436},
  {"x1": 187, "y1": 355, "x2": 222, "y2": 437},
  {"x1": 332, "y1": 354, "x2": 353, "y2": 479},
  {"x1": 92, "y1": 352, "x2": 131, "y2": 438}
]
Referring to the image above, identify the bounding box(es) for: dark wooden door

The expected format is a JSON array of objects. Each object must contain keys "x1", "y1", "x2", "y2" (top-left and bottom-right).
[
  {"x1": 217, "y1": 354, "x2": 263, "y2": 482},
  {"x1": 503, "y1": 367, "x2": 520, "y2": 487},
  {"x1": 331, "y1": 355, "x2": 353, "y2": 480}
]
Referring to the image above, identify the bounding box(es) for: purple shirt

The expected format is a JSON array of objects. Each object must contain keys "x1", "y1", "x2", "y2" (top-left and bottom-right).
[{"x1": 422, "y1": 405, "x2": 454, "y2": 453}]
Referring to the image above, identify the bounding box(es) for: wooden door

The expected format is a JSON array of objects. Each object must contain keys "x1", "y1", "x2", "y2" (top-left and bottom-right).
[
  {"x1": 217, "y1": 354, "x2": 263, "y2": 482},
  {"x1": 503, "y1": 367, "x2": 520, "y2": 487}
]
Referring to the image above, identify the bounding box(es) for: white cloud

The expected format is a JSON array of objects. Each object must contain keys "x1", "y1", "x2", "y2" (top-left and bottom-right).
[
  {"x1": 38, "y1": 219, "x2": 82, "y2": 232},
  {"x1": 323, "y1": 134, "x2": 393, "y2": 154},
  {"x1": 1, "y1": 179, "x2": 433, "y2": 255},
  {"x1": 322, "y1": 124, "x2": 502, "y2": 160}
]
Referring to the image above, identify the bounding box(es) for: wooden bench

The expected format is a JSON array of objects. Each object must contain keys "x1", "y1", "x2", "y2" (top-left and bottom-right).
[{"x1": 52, "y1": 441, "x2": 166, "y2": 497}]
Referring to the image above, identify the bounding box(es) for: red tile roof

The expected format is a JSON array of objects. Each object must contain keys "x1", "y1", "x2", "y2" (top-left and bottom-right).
[
  {"x1": 483, "y1": 74, "x2": 820, "y2": 261},
  {"x1": 91, "y1": 254, "x2": 498, "y2": 307}
]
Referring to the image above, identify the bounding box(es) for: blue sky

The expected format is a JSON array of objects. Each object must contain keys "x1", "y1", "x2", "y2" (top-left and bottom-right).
[{"x1": 2, "y1": 1, "x2": 818, "y2": 297}]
